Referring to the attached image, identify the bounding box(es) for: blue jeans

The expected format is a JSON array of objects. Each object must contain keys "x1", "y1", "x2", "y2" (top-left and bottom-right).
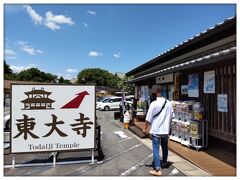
[{"x1": 152, "y1": 135, "x2": 168, "y2": 170}]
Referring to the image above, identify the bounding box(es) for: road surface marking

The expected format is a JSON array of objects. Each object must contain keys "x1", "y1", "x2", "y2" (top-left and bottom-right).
[
  {"x1": 114, "y1": 131, "x2": 128, "y2": 138},
  {"x1": 169, "y1": 168, "x2": 180, "y2": 175},
  {"x1": 120, "y1": 153, "x2": 152, "y2": 176},
  {"x1": 74, "y1": 143, "x2": 143, "y2": 175}
]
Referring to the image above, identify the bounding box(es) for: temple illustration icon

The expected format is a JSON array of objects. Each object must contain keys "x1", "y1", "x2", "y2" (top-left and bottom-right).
[{"x1": 21, "y1": 87, "x2": 55, "y2": 110}]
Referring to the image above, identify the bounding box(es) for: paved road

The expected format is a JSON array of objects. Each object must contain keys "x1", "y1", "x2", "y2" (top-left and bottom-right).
[{"x1": 4, "y1": 110, "x2": 186, "y2": 176}]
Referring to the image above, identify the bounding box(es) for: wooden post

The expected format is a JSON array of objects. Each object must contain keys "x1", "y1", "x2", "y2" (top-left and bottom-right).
[{"x1": 174, "y1": 72, "x2": 180, "y2": 101}]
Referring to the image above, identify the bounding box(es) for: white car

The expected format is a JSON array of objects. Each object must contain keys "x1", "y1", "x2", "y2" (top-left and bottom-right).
[
  {"x1": 4, "y1": 112, "x2": 10, "y2": 131},
  {"x1": 97, "y1": 97, "x2": 122, "y2": 111},
  {"x1": 96, "y1": 96, "x2": 117, "y2": 110}
]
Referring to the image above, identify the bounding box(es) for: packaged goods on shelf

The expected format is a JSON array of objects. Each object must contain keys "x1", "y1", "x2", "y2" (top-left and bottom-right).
[
  {"x1": 189, "y1": 119, "x2": 208, "y2": 150},
  {"x1": 175, "y1": 102, "x2": 183, "y2": 112},
  {"x1": 170, "y1": 100, "x2": 208, "y2": 150},
  {"x1": 193, "y1": 102, "x2": 204, "y2": 120},
  {"x1": 170, "y1": 118, "x2": 182, "y2": 142},
  {"x1": 182, "y1": 101, "x2": 195, "y2": 112},
  {"x1": 174, "y1": 101, "x2": 183, "y2": 120},
  {"x1": 136, "y1": 101, "x2": 147, "y2": 116},
  {"x1": 180, "y1": 119, "x2": 191, "y2": 146},
  {"x1": 182, "y1": 101, "x2": 195, "y2": 121}
]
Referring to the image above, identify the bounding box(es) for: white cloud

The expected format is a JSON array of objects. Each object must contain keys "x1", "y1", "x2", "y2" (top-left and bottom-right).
[
  {"x1": 36, "y1": 50, "x2": 43, "y2": 54},
  {"x1": 87, "y1": 10, "x2": 96, "y2": 15},
  {"x1": 10, "y1": 64, "x2": 38, "y2": 73},
  {"x1": 83, "y1": 22, "x2": 89, "y2": 28},
  {"x1": 66, "y1": 68, "x2": 77, "y2": 73},
  {"x1": 16, "y1": 41, "x2": 27, "y2": 46},
  {"x1": 56, "y1": 73, "x2": 63, "y2": 78},
  {"x1": 22, "y1": 47, "x2": 36, "y2": 55},
  {"x1": 64, "y1": 74, "x2": 73, "y2": 80},
  {"x1": 45, "y1": 11, "x2": 74, "y2": 25},
  {"x1": 44, "y1": 21, "x2": 61, "y2": 31},
  {"x1": 5, "y1": 49, "x2": 16, "y2": 56},
  {"x1": 17, "y1": 41, "x2": 43, "y2": 55},
  {"x1": 23, "y1": 5, "x2": 75, "y2": 31},
  {"x1": 113, "y1": 52, "x2": 121, "y2": 58},
  {"x1": 5, "y1": 49, "x2": 17, "y2": 59},
  {"x1": 23, "y1": 5, "x2": 43, "y2": 25},
  {"x1": 88, "y1": 51, "x2": 102, "y2": 57},
  {"x1": 44, "y1": 11, "x2": 74, "y2": 31}
]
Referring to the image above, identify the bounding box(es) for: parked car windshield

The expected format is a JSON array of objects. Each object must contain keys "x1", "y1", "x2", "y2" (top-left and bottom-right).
[
  {"x1": 102, "y1": 98, "x2": 111, "y2": 103},
  {"x1": 97, "y1": 96, "x2": 108, "y2": 102}
]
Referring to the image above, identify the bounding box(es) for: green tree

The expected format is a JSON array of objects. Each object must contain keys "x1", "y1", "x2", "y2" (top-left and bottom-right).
[
  {"x1": 58, "y1": 76, "x2": 64, "y2": 83},
  {"x1": 117, "y1": 76, "x2": 135, "y2": 95},
  {"x1": 58, "y1": 76, "x2": 71, "y2": 84},
  {"x1": 4, "y1": 60, "x2": 19, "y2": 80},
  {"x1": 4, "y1": 73, "x2": 18, "y2": 80},
  {"x1": 4, "y1": 60, "x2": 13, "y2": 74},
  {"x1": 17, "y1": 68, "x2": 57, "y2": 83},
  {"x1": 77, "y1": 68, "x2": 121, "y2": 88}
]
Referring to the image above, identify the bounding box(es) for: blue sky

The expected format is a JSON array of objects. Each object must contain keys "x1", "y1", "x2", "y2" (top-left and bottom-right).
[{"x1": 4, "y1": 4, "x2": 236, "y2": 80}]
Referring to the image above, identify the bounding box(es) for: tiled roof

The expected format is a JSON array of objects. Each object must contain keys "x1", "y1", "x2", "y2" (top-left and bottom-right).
[
  {"x1": 127, "y1": 46, "x2": 236, "y2": 83},
  {"x1": 4, "y1": 80, "x2": 43, "y2": 89}
]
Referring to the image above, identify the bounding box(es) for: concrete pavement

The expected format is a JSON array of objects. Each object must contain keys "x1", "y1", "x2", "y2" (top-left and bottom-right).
[
  {"x1": 113, "y1": 114, "x2": 210, "y2": 176},
  {"x1": 4, "y1": 110, "x2": 209, "y2": 176}
]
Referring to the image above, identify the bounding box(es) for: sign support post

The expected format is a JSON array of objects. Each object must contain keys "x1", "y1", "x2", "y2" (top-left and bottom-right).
[
  {"x1": 12, "y1": 154, "x2": 16, "y2": 169},
  {"x1": 91, "y1": 150, "x2": 95, "y2": 164},
  {"x1": 53, "y1": 152, "x2": 57, "y2": 167}
]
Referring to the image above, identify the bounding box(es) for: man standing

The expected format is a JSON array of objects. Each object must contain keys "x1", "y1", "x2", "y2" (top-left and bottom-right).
[{"x1": 143, "y1": 93, "x2": 174, "y2": 176}]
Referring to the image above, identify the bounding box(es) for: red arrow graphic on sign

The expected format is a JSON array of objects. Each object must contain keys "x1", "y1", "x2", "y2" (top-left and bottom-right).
[{"x1": 61, "y1": 91, "x2": 89, "y2": 109}]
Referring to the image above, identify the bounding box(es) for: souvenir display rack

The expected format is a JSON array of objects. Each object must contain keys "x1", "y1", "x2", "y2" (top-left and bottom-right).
[{"x1": 170, "y1": 101, "x2": 208, "y2": 151}]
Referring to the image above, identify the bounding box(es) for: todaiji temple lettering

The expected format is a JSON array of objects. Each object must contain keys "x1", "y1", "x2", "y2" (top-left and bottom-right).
[
  {"x1": 70, "y1": 113, "x2": 94, "y2": 137},
  {"x1": 13, "y1": 114, "x2": 40, "y2": 140},
  {"x1": 13, "y1": 112, "x2": 93, "y2": 140}
]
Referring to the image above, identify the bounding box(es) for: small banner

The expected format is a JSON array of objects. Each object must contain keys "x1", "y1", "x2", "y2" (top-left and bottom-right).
[
  {"x1": 218, "y1": 94, "x2": 228, "y2": 112},
  {"x1": 204, "y1": 70, "x2": 215, "y2": 93}
]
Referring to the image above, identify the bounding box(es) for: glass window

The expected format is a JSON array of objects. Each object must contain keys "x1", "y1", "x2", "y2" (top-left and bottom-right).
[
  {"x1": 113, "y1": 98, "x2": 122, "y2": 102},
  {"x1": 102, "y1": 98, "x2": 110, "y2": 103}
]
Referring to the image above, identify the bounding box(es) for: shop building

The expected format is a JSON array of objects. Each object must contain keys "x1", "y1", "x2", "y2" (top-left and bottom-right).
[{"x1": 126, "y1": 16, "x2": 236, "y2": 149}]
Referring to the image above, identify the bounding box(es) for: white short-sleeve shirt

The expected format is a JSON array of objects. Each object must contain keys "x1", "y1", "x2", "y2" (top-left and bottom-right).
[{"x1": 146, "y1": 98, "x2": 174, "y2": 135}]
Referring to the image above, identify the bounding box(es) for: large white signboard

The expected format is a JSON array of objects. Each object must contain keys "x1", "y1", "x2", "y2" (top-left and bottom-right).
[{"x1": 11, "y1": 84, "x2": 96, "y2": 153}]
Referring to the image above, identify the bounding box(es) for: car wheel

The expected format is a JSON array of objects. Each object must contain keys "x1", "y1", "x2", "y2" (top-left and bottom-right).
[
  {"x1": 104, "y1": 106, "x2": 110, "y2": 111},
  {"x1": 6, "y1": 120, "x2": 10, "y2": 131}
]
